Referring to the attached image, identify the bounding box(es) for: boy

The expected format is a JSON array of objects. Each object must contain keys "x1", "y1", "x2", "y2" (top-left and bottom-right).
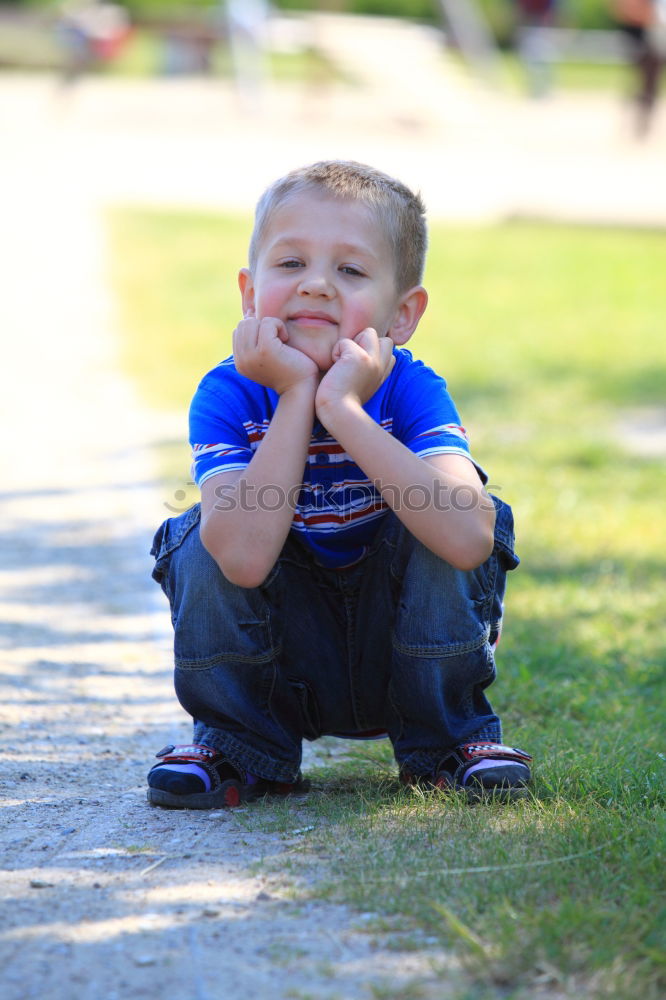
[{"x1": 147, "y1": 161, "x2": 531, "y2": 809}]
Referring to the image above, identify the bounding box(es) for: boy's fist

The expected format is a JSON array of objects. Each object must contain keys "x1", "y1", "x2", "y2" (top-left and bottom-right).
[
  {"x1": 316, "y1": 328, "x2": 395, "y2": 413},
  {"x1": 233, "y1": 317, "x2": 319, "y2": 395}
]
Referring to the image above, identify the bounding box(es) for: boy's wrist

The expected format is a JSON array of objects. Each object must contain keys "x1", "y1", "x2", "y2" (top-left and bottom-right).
[
  {"x1": 316, "y1": 393, "x2": 366, "y2": 435},
  {"x1": 278, "y1": 374, "x2": 319, "y2": 404}
]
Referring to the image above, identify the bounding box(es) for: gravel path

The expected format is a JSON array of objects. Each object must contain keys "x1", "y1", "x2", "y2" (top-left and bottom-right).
[{"x1": 0, "y1": 14, "x2": 664, "y2": 999}]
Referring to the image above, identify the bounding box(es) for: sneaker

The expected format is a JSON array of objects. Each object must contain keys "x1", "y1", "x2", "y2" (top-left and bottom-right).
[
  {"x1": 146, "y1": 744, "x2": 309, "y2": 810},
  {"x1": 401, "y1": 742, "x2": 532, "y2": 801}
]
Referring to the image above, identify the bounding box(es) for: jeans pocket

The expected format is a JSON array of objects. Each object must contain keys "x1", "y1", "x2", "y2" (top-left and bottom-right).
[
  {"x1": 151, "y1": 504, "x2": 202, "y2": 590},
  {"x1": 491, "y1": 495, "x2": 520, "y2": 571},
  {"x1": 486, "y1": 496, "x2": 519, "y2": 645},
  {"x1": 288, "y1": 679, "x2": 322, "y2": 741},
  {"x1": 462, "y1": 497, "x2": 519, "y2": 643}
]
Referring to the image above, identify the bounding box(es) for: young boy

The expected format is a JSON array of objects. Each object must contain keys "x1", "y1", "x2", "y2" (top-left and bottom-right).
[{"x1": 147, "y1": 160, "x2": 531, "y2": 809}]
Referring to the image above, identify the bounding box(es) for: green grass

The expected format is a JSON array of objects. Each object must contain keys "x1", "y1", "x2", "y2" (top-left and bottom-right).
[{"x1": 108, "y1": 209, "x2": 666, "y2": 999}]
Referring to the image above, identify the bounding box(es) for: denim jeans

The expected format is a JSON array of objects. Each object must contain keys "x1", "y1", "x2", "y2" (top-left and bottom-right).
[{"x1": 150, "y1": 497, "x2": 519, "y2": 782}]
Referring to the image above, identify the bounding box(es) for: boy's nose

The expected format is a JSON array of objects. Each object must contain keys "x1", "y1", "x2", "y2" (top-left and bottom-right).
[{"x1": 297, "y1": 274, "x2": 334, "y2": 298}]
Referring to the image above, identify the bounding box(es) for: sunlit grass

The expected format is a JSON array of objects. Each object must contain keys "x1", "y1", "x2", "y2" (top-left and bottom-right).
[{"x1": 108, "y1": 209, "x2": 666, "y2": 998}]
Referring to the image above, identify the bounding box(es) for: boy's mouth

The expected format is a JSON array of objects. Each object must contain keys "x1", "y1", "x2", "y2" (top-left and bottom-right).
[{"x1": 288, "y1": 311, "x2": 337, "y2": 327}]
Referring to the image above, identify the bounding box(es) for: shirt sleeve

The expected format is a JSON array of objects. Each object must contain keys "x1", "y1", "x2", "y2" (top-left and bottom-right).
[
  {"x1": 188, "y1": 360, "x2": 275, "y2": 487},
  {"x1": 387, "y1": 351, "x2": 488, "y2": 483}
]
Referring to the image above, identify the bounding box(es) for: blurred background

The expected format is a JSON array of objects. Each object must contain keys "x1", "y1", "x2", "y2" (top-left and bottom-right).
[
  {"x1": 1, "y1": 0, "x2": 664, "y2": 513},
  {"x1": 1, "y1": 0, "x2": 665, "y2": 589},
  {"x1": 1, "y1": 11, "x2": 664, "y2": 995},
  {"x1": 1, "y1": 0, "x2": 665, "y2": 221}
]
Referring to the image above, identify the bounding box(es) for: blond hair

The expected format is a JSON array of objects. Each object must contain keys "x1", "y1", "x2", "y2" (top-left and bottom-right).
[{"x1": 248, "y1": 161, "x2": 427, "y2": 292}]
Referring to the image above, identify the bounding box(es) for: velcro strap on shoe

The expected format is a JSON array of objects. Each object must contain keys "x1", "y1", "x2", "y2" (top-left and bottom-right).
[
  {"x1": 458, "y1": 742, "x2": 532, "y2": 764},
  {"x1": 154, "y1": 743, "x2": 220, "y2": 763}
]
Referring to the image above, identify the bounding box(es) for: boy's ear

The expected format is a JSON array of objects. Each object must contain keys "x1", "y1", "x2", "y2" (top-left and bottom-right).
[
  {"x1": 387, "y1": 285, "x2": 428, "y2": 346},
  {"x1": 238, "y1": 268, "x2": 255, "y2": 317}
]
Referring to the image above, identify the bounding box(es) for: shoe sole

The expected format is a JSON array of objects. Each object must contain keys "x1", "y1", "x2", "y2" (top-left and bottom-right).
[
  {"x1": 461, "y1": 762, "x2": 531, "y2": 802},
  {"x1": 147, "y1": 777, "x2": 310, "y2": 810},
  {"x1": 462, "y1": 783, "x2": 530, "y2": 802}
]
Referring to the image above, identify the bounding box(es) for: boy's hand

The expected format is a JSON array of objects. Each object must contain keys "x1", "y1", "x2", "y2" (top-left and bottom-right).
[
  {"x1": 315, "y1": 328, "x2": 395, "y2": 417},
  {"x1": 233, "y1": 317, "x2": 319, "y2": 396}
]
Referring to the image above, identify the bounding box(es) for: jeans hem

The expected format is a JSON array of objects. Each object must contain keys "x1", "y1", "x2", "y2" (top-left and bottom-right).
[
  {"x1": 196, "y1": 727, "x2": 302, "y2": 783},
  {"x1": 397, "y1": 723, "x2": 503, "y2": 775}
]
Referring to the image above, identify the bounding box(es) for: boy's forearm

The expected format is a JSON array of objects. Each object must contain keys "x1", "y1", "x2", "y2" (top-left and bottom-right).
[
  {"x1": 200, "y1": 382, "x2": 316, "y2": 587},
  {"x1": 318, "y1": 398, "x2": 495, "y2": 570}
]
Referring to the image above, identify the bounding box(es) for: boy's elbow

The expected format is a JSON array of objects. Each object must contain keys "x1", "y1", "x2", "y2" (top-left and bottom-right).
[
  {"x1": 220, "y1": 563, "x2": 272, "y2": 589},
  {"x1": 200, "y1": 522, "x2": 274, "y2": 589},
  {"x1": 462, "y1": 504, "x2": 496, "y2": 570},
  {"x1": 211, "y1": 550, "x2": 274, "y2": 589},
  {"x1": 449, "y1": 525, "x2": 495, "y2": 572}
]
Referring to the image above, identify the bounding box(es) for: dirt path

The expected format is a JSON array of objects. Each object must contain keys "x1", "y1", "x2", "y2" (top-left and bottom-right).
[
  {"x1": 1, "y1": 15, "x2": 664, "y2": 999},
  {"x1": 0, "y1": 32, "x2": 463, "y2": 1000},
  {"x1": 0, "y1": 151, "x2": 456, "y2": 997}
]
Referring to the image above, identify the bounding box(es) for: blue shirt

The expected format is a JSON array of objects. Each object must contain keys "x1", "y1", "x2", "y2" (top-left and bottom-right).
[{"x1": 189, "y1": 347, "x2": 484, "y2": 568}]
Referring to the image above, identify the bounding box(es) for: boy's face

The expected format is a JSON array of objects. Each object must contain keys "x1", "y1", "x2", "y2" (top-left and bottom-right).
[{"x1": 239, "y1": 192, "x2": 407, "y2": 372}]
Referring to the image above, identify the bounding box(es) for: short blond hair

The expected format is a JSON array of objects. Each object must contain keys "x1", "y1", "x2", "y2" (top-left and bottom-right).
[{"x1": 248, "y1": 160, "x2": 428, "y2": 292}]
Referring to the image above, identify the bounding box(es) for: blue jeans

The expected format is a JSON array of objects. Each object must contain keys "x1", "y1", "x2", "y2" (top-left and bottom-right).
[{"x1": 150, "y1": 498, "x2": 519, "y2": 782}]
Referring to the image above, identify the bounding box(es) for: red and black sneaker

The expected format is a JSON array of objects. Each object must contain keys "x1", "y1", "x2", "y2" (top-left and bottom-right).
[
  {"x1": 147, "y1": 744, "x2": 310, "y2": 810},
  {"x1": 401, "y1": 742, "x2": 532, "y2": 801}
]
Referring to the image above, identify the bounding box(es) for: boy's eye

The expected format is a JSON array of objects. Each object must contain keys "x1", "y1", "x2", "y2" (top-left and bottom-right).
[
  {"x1": 340, "y1": 265, "x2": 364, "y2": 277},
  {"x1": 279, "y1": 259, "x2": 303, "y2": 269}
]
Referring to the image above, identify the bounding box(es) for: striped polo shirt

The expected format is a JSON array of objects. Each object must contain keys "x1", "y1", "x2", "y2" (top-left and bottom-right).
[{"x1": 189, "y1": 348, "x2": 483, "y2": 568}]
